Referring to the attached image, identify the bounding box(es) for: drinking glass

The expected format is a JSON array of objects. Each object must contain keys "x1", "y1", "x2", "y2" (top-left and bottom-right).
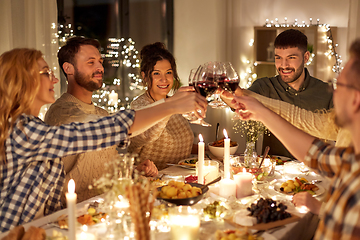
[
  {"x1": 188, "y1": 65, "x2": 213, "y2": 127},
  {"x1": 182, "y1": 68, "x2": 200, "y2": 122},
  {"x1": 221, "y1": 62, "x2": 240, "y2": 94}
]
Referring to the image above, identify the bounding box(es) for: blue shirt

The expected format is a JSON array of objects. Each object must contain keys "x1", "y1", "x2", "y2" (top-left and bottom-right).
[{"x1": 0, "y1": 109, "x2": 134, "y2": 232}]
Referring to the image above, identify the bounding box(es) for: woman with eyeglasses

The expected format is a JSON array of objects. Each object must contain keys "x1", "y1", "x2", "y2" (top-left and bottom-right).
[{"x1": 0, "y1": 48, "x2": 207, "y2": 232}]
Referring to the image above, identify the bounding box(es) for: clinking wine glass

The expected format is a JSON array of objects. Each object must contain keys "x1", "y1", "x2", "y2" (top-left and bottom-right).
[
  {"x1": 183, "y1": 66, "x2": 212, "y2": 127},
  {"x1": 204, "y1": 61, "x2": 228, "y2": 109},
  {"x1": 190, "y1": 64, "x2": 220, "y2": 127}
]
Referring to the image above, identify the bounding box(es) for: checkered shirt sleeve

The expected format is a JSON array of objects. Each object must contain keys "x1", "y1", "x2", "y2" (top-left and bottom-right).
[
  {"x1": 305, "y1": 139, "x2": 360, "y2": 239},
  {"x1": 0, "y1": 110, "x2": 135, "y2": 232}
]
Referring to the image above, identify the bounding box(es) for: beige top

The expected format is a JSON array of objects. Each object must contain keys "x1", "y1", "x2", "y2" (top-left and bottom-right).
[
  {"x1": 127, "y1": 93, "x2": 194, "y2": 170},
  {"x1": 245, "y1": 90, "x2": 352, "y2": 147},
  {"x1": 44, "y1": 93, "x2": 117, "y2": 205}
]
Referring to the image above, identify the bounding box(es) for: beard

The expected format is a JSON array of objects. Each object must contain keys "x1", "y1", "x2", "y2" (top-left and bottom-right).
[
  {"x1": 278, "y1": 61, "x2": 305, "y2": 84},
  {"x1": 74, "y1": 68, "x2": 103, "y2": 92}
]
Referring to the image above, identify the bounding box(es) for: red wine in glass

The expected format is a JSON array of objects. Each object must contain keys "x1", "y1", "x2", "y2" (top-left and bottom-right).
[
  {"x1": 221, "y1": 78, "x2": 239, "y2": 93},
  {"x1": 194, "y1": 81, "x2": 217, "y2": 97}
]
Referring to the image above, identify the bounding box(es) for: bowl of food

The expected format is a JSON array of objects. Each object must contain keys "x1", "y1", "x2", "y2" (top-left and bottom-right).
[
  {"x1": 157, "y1": 181, "x2": 209, "y2": 206},
  {"x1": 208, "y1": 138, "x2": 238, "y2": 159}
]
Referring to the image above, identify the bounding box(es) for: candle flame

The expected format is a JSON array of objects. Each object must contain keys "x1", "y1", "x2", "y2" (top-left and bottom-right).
[
  {"x1": 243, "y1": 168, "x2": 247, "y2": 173},
  {"x1": 68, "y1": 179, "x2": 75, "y2": 193},
  {"x1": 223, "y1": 129, "x2": 228, "y2": 139},
  {"x1": 199, "y1": 134, "x2": 204, "y2": 142}
]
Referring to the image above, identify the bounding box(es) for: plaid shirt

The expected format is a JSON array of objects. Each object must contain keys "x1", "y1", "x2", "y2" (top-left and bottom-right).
[
  {"x1": 305, "y1": 139, "x2": 360, "y2": 239},
  {"x1": 0, "y1": 110, "x2": 134, "y2": 232}
]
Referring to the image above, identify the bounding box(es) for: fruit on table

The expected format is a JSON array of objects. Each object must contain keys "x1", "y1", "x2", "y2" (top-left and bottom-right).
[{"x1": 247, "y1": 198, "x2": 291, "y2": 224}]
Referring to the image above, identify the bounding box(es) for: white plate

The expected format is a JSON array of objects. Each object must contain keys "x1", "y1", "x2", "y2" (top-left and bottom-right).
[
  {"x1": 272, "y1": 179, "x2": 325, "y2": 197},
  {"x1": 178, "y1": 157, "x2": 198, "y2": 168}
]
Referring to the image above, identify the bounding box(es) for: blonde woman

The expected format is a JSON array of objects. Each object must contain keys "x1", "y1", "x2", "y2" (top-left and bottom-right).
[{"x1": 0, "y1": 48, "x2": 207, "y2": 232}]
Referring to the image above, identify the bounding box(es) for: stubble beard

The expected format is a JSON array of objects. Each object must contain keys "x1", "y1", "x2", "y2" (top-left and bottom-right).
[
  {"x1": 278, "y1": 61, "x2": 305, "y2": 84},
  {"x1": 74, "y1": 68, "x2": 103, "y2": 92}
]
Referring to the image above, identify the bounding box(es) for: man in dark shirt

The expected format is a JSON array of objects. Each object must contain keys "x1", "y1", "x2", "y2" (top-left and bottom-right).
[{"x1": 248, "y1": 29, "x2": 333, "y2": 158}]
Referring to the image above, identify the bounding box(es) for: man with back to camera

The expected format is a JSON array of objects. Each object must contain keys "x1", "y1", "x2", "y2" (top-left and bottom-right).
[
  {"x1": 45, "y1": 37, "x2": 158, "y2": 205},
  {"x1": 248, "y1": 29, "x2": 333, "y2": 158}
]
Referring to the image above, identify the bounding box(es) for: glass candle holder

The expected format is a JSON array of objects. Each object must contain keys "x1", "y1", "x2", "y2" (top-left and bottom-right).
[
  {"x1": 169, "y1": 206, "x2": 200, "y2": 240},
  {"x1": 196, "y1": 160, "x2": 219, "y2": 184}
]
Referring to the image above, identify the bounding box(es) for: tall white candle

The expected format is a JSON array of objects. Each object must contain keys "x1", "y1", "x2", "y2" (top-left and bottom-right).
[
  {"x1": 66, "y1": 179, "x2": 77, "y2": 240},
  {"x1": 233, "y1": 169, "x2": 253, "y2": 199},
  {"x1": 223, "y1": 129, "x2": 230, "y2": 179},
  {"x1": 197, "y1": 134, "x2": 204, "y2": 184},
  {"x1": 219, "y1": 178, "x2": 236, "y2": 198}
]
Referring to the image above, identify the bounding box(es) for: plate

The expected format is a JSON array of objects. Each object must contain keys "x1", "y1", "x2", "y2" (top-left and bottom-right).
[
  {"x1": 272, "y1": 180, "x2": 325, "y2": 197},
  {"x1": 178, "y1": 158, "x2": 198, "y2": 168},
  {"x1": 157, "y1": 182, "x2": 209, "y2": 206},
  {"x1": 270, "y1": 155, "x2": 293, "y2": 165}
]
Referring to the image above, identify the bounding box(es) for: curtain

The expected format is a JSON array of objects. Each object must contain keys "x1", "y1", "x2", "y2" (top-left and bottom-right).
[{"x1": 0, "y1": 0, "x2": 59, "y2": 119}]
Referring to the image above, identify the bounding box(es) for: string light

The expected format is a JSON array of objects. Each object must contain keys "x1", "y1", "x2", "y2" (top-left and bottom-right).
[{"x1": 262, "y1": 18, "x2": 342, "y2": 74}]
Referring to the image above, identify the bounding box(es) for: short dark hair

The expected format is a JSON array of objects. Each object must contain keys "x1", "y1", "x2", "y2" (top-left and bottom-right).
[
  {"x1": 274, "y1": 29, "x2": 308, "y2": 54},
  {"x1": 140, "y1": 42, "x2": 180, "y2": 91},
  {"x1": 57, "y1": 36, "x2": 101, "y2": 77},
  {"x1": 348, "y1": 39, "x2": 360, "y2": 88}
]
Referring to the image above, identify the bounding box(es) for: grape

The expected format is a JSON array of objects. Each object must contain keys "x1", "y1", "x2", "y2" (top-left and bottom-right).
[{"x1": 247, "y1": 198, "x2": 291, "y2": 224}]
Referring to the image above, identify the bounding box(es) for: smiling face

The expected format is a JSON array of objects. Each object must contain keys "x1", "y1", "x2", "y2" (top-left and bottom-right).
[
  {"x1": 73, "y1": 45, "x2": 104, "y2": 92},
  {"x1": 147, "y1": 59, "x2": 174, "y2": 101},
  {"x1": 275, "y1": 47, "x2": 309, "y2": 89},
  {"x1": 33, "y1": 58, "x2": 59, "y2": 113}
]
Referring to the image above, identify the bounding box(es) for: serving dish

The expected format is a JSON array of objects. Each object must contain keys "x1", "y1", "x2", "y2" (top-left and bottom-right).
[
  {"x1": 156, "y1": 182, "x2": 209, "y2": 206},
  {"x1": 272, "y1": 179, "x2": 325, "y2": 197}
]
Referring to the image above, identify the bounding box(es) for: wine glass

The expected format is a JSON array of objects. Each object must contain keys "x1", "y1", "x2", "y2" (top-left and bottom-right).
[
  {"x1": 182, "y1": 68, "x2": 200, "y2": 122},
  {"x1": 204, "y1": 62, "x2": 228, "y2": 109},
  {"x1": 221, "y1": 62, "x2": 240, "y2": 94}
]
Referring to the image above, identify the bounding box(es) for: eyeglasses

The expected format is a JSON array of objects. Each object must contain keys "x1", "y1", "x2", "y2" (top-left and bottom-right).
[
  {"x1": 327, "y1": 78, "x2": 359, "y2": 91},
  {"x1": 39, "y1": 69, "x2": 56, "y2": 82}
]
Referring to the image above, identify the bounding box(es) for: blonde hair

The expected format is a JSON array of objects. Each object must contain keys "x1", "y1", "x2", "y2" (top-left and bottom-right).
[{"x1": 0, "y1": 48, "x2": 43, "y2": 162}]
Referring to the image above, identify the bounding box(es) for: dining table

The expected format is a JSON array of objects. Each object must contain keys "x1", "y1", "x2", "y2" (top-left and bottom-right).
[{"x1": 0, "y1": 154, "x2": 330, "y2": 240}]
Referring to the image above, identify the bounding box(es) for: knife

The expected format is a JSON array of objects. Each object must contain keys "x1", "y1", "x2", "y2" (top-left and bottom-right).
[{"x1": 166, "y1": 163, "x2": 196, "y2": 170}]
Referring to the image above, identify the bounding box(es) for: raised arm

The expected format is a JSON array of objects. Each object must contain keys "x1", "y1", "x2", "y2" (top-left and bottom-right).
[
  {"x1": 232, "y1": 95, "x2": 315, "y2": 161},
  {"x1": 129, "y1": 91, "x2": 207, "y2": 134}
]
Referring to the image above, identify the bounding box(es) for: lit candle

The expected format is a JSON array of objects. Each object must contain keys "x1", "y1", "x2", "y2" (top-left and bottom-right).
[
  {"x1": 197, "y1": 134, "x2": 204, "y2": 184},
  {"x1": 223, "y1": 129, "x2": 230, "y2": 179},
  {"x1": 169, "y1": 207, "x2": 200, "y2": 240},
  {"x1": 76, "y1": 225, "x2": 97, "y2": 240},
  {"x1": 233, "y1": 169, "x2": 253, "y2": 199},
  {"x1": 66, "y1": 179, "x2": 77, "y2": 240},
  {"x1": 109, "y1": 90, "x2": 118, "y2": 106},
  {"x1": 219, "y1": 178, "x2": 236, "y2": 198}
]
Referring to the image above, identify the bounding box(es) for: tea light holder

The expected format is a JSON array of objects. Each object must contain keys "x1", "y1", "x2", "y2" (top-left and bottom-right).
[
  {"x1": 196, "y1": 160, "x2": 219, "y2": 184},
  {"x1": 169, "y1": 206, "x2": 200, "y2": 240}
]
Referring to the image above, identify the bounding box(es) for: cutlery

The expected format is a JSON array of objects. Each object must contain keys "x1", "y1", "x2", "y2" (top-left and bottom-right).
[
  {"x1": 200, "y1": 175, "x2": 221, "y2": 191},
  {"x1": 166, "y1": 163, "x2": 196, "y2": 170},
  {"x1": 258, "y1": 146, "x2": 270, "y2": 168},
  {"x1": 215, "y1": 122, "x2": 220, "y2": 141}
]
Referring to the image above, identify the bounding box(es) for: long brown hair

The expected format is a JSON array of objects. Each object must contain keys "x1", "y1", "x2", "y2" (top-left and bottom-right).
[
  {"x1": 140, "y1": 42, "x2": 180, "y2": 93},
  {"x1": 0, "y1": 48, "x2": 43, "y2": 162}
]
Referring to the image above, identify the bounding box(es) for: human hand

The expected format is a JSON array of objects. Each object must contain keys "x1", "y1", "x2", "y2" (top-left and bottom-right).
[
  {"x1": 136, "y1": 159, "x2": 158, "y2": 177},
  {"x1": 166, "y1": 91, "x2": 208, "y2": 119},
  {"x1": 177, "y1": 86, "x2": 195, "y2": 92},
  {"x1": 292, "y1": 192, "x2": 322, "y2": 215},
  {"x1": 231, "y1": 95, "x2": 267, "y2": 121}
]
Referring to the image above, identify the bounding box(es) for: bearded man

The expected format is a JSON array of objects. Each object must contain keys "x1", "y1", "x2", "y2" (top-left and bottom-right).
[
  {"x1": 45, "y1": 37, "x2": 157, "y2": 205},
  {"x1": 248, "y1": 29, "x2": 333, "y2": 158}
]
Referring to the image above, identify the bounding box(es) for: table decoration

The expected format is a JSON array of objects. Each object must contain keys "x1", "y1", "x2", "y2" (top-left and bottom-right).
[
  {"x1": 169, "y1": 206, "x2": 200, "y2": 240},
  {"x1": 196, "y1": 160, "x2": 219, "y2": 184},
  {"x1": 197, "y1": 134, "x2": 205, "y2": 184},
  {"x1": 223, "y1": 129, "x2": 230, "y2": 179},
  {"x1": 233, "y1": 169, "x2": 253, "y2": 199},
  {"x1": 66, "y1": 179, "x2": 77, "y2": 240},
  {"x1": 126, "y1": 180, "x2": 155, "y2": 240},
  {"x1": 219, "y1": 178, "x2": 236, "y2": 198}
]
